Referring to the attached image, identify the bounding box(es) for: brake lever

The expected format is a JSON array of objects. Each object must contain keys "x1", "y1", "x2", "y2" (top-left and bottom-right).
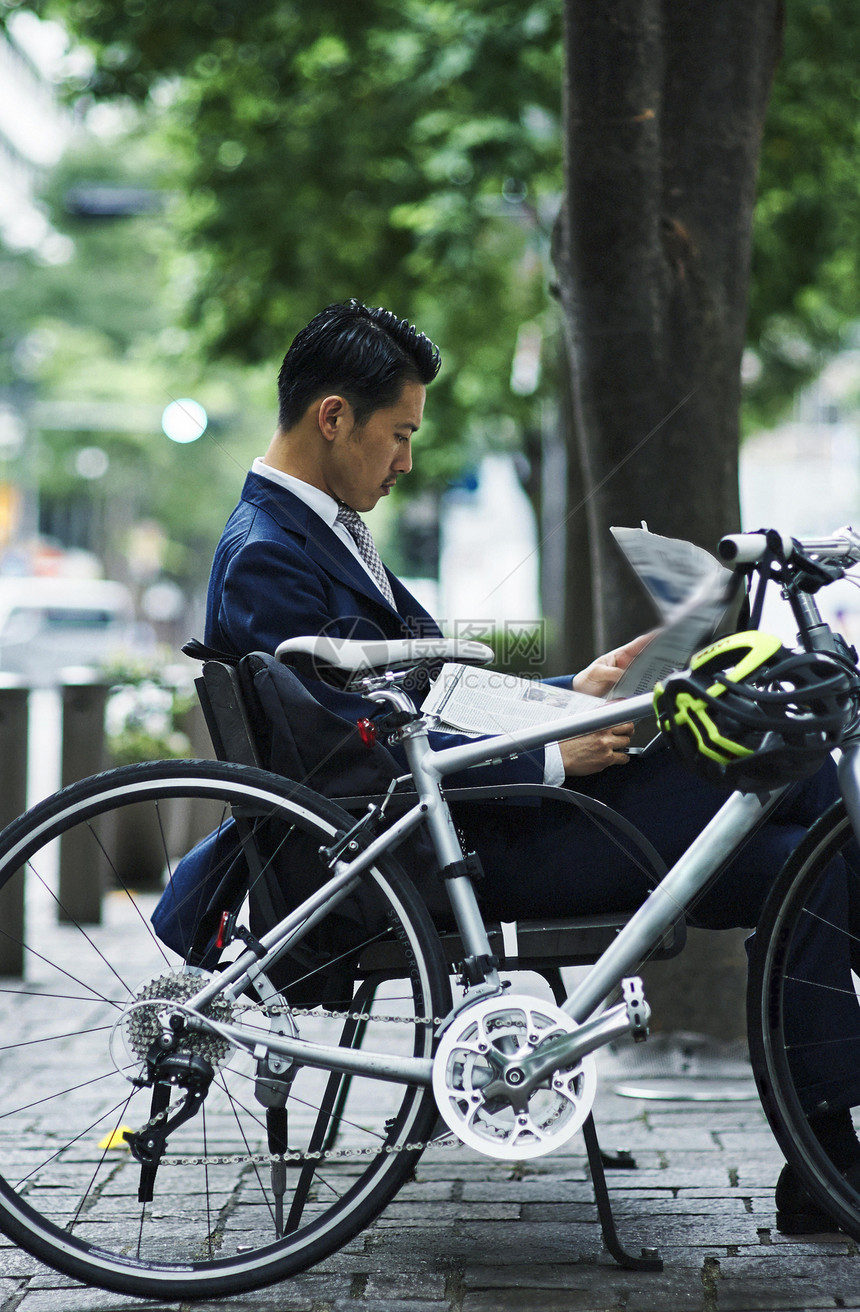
[{"x1": 785, "y1": 554, "x2": 845, "y2": 595}]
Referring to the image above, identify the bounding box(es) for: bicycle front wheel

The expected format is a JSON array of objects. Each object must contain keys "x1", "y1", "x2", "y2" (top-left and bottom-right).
[
  {"x1": 748, "y1": 798, "x2": 860, "y2": 1237},
  {"x1": 0, "y1": 759, "x2": 450, "y2": 1299}
]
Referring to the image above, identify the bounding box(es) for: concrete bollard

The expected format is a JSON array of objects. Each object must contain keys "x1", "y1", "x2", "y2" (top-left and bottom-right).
[
  {"x1": 58, "y1": 672, "x2": 109, "y2": 924},
  {"x1": 0, "y1": 679, "x2": 29, "y2": 975}
]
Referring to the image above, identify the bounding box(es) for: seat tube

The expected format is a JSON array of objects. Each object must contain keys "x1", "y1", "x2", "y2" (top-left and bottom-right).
[{"x1": 401, "y1": 728, "x2": 499, "y2": 968}]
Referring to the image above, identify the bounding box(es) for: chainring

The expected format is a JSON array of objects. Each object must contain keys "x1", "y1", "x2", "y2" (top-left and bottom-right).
[{"x1": 432, "y1": 992, "x2": 597, "y2": 1160}]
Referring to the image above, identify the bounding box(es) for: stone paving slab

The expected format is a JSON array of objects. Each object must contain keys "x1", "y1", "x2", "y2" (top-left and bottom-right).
[
  {"x1": 3, "y1": 1005, "x2": 860, "y2": 1312},
  {"x1": 7, "y1": 1115, "x2": 854, "y2": 1312}
]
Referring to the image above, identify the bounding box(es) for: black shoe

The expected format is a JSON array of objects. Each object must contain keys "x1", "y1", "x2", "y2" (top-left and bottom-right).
[
  {"x1": 775, "y1": 1163, "x2": 842, "y2": 1234},
  {"x1": 774, "y1": 1108, "x2": 860, "y2": 1234},
  {"x1": 775, "y1": 1157, "x2": 860, "y2": 1235}
]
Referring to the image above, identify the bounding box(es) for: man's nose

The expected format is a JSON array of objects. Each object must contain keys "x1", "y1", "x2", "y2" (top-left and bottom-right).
[{"x1": 394, "y1": 441, "x2": 412, "y2": 474}]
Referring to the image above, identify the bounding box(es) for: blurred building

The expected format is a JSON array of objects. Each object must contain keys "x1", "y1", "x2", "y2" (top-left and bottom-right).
[
  {"x1": 439, "y1": 454, "x2": 541, "y2": 631},
  {"x1": 0, "y1": 13, "x2": 77, "y2": 567},
  {"x1": 741, "y1": 349, "x2": 860, "y2": 647}
]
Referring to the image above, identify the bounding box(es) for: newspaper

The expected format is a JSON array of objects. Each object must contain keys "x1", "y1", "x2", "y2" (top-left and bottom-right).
[
  {"x1": 422, "y1": 664, "x2": 602, "y2": 737},
  {"x1": 609, "y1": 525, "x2": 727, "y2": 619},
  {"x1": 422, "y1": 525, "x2": 740, "y2": 736},
  {"x1": 607, "y1": 525, "x2": 739, "y2": 699}
]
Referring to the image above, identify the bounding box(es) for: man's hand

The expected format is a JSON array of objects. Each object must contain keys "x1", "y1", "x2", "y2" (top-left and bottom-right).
[
  {"x1": 572, "y1": 632, "x2": 656, "y2": 699},
  {"x1": 559, "y1": 723, "x2": 635, "y2": 777}
]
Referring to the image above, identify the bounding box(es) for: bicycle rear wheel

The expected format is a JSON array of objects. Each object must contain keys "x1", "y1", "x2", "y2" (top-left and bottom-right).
[
  {"x1": 0, "y1": 759, "x2": 450, "y2": 1299},
  {"x1": 748, "y1": 798, "x2": 860, "y2": 1236}
]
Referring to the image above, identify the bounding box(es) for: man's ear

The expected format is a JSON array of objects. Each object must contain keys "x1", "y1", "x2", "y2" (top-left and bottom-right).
[{"x1": 317, "y1": 395, "x2": 352, "y2": 442}]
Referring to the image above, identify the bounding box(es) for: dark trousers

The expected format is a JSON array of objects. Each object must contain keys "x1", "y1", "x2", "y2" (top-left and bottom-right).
[{"x1": 456, "y1": 744, "x2": 840, "y2": 929}]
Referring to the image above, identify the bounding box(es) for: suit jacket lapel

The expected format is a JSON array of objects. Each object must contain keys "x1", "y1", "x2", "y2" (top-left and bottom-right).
[{"x1": 240, "y1": 473, "x2": 436, "y2": 630}]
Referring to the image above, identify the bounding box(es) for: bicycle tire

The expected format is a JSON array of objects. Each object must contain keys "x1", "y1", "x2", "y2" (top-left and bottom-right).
[
  {"x1": 748, "y1": 797, "x2": 860, "y2": 1237},
  {"x1": 0, "y1": 759, "x2": 450, "y2": 1298}
]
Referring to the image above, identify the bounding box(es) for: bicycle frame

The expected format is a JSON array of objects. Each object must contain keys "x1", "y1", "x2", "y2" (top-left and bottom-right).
[
  {"x1": 180, "y1": 525, "x2": 860, "y2": 1093},
  {"x1": 180, "y1": 686, "x2": 799, "y2": 1091},
  {"x1": 15, "y1": 526, "x2": 860, "y2": 1300}
]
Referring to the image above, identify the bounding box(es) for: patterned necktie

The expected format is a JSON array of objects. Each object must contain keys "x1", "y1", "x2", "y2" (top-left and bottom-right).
[{"x1": 335, "y1": 504, "x2": 396, "y2": 607}]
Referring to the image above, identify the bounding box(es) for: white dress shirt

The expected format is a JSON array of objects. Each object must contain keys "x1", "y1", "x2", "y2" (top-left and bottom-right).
[{"x1": 252, "y1": 458, "x2": 391, "y2": 602}]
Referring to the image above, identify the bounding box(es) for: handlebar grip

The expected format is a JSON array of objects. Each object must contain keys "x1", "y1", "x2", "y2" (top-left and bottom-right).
[{"x1": 718, "y1": 530, "x2": 795, "y2": 564}]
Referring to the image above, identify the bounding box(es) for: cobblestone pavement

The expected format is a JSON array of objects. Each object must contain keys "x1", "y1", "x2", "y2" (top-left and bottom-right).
[
  {"x1": 1, "y1": 1035, "x2": 859, "y2": 1312},
  {"x1": 0, "y1": 879, "x2": 854, "y2": 1312}
]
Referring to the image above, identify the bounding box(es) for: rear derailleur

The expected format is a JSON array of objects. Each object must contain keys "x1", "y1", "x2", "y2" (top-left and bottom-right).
[{"x1": 123, "y1": 1035, "x2": 215, "y2": 1202}]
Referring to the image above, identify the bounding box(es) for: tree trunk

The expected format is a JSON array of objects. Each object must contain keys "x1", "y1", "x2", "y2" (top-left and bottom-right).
[
  {"x1": 539, "y1": 346, "x2": 595, "y2": 675},
  {"x1": 640, "y1": 927, "x2": 750, "y2": 1042},
  {"x1": 553, "y1": 1, "x2": 784, "y2": 1037},
  {"x1": 554, "y1": 0, "x2": 783, "y2": 651}
]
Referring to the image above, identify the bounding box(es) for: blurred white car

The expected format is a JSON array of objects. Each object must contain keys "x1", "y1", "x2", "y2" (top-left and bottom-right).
[{"x1": 0, "y1": 577, "x2": 145, "y2": 684}]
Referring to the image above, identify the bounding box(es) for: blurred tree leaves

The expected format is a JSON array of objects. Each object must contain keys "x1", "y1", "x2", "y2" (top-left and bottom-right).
[
  {"x1": 3, "y1": 0, "x2": 860, "y2": 503},
  {"x1": 0, "y1": 128, "x2": 272, "y2": 594},
  {"x1": 745, "y1": 0, "x2": 860, "y2": 427},
  {"x1": 5, "y1": 0, "x2": 859, "y2": 442},
  {"x1": 2, "y1": 0, "x2": 564, "y2": 494}
]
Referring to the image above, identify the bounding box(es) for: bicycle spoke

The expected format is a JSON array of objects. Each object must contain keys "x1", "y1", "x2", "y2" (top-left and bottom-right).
[{"x1": 750, "y1": 802, "x2": 860, "y2": 1239}]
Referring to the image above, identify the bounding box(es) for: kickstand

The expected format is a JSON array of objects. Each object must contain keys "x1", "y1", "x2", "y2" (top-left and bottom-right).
[{"x1": 582, "y1": 1113, "x2": 663, "y2": 1272}]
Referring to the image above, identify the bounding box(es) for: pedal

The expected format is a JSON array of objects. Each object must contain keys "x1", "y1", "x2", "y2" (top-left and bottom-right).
[{"x1": 621, "y1": 977, "x2": 650, "y2": 1041}]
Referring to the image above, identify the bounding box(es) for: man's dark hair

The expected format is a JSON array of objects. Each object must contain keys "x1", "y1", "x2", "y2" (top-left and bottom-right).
[{"x1": 277, "y1": 299, "x2": 441, "y2": 431}]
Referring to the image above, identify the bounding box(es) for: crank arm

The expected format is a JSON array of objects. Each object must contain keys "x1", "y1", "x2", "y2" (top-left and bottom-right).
[{"x1": 493, "y1": 982, "x2": 650, "y2": 1100}]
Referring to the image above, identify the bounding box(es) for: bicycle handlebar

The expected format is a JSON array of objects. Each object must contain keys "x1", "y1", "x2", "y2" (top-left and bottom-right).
[
  {"x1": 718, "y1": 530, "x2": 795, "y2": 564},
  {"x1": 718, "y1": 525, "x2": 860, "y2": 568}
]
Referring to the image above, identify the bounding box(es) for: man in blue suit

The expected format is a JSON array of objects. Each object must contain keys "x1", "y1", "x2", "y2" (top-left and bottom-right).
[
  {"x1": 204, "y1": 302, "x2": 643, "y2": 790},
  {"x1": 196, "y1": 299, "x2": 859, "y2": 1229},
  {"x1": 203, "y1": 300, "x2": 828, "y2": 926}
]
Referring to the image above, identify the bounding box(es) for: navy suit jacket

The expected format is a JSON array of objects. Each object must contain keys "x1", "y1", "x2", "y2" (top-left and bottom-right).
[{"x1": 204, "y1": 472, "x2": 545, "y2": 788}]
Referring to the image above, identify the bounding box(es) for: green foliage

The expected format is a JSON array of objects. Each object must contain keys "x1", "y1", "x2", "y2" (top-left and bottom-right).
[
  {"x1": 746, "y1": 0, "x2": 860, "y2": 426},
  {"x1": 4, "y1": 0, "x2": 860, "y2": 470},
  {"x1": 2, "y1": 0, "x2": 563, "y2": 486},
  {"x1": 0, "y1": 124, "x2": 275, "y2": 589}
]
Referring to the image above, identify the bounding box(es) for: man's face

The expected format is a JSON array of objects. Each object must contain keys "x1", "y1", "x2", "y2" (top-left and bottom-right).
[{"x1": 325, "y1": 380, "x2": 425, "y2": 513}]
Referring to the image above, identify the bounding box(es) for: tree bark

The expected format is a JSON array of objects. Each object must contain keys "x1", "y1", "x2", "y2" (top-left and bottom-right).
[
  {"x1": 553, "y1": 1, "x2": 784, "y2": 1038},
  {"x1": 640, "y1": 927, "x2": 750, "y2": 1042},
  {"x1": 539, "y1": 348, "x2": 595, "y2": 675},
  {"x1": 554, "y1": 0, "x2": 784, "y2": 651}
]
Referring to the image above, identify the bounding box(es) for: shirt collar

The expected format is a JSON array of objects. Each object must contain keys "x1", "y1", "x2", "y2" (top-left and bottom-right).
[{"x1": 251, "y1": 458, "x2": 339, "y2": 529}]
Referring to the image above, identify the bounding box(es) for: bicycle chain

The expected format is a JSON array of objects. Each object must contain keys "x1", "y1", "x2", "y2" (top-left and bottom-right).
[
  {"x1": 133, "y1": 1090, "x2": 457, "y2": 1168},
  {"x1": 127, "y1": 1003, "x2": 456, "y2": 1167},
  {"x1": 157, "y1": 1137, "x2": 459, "y2": 1167},
  {"x1": 246, "y1": 1003, "x2": 446, "y2": 1026}
]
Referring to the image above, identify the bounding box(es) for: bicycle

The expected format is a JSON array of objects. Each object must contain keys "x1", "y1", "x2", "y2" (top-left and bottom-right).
[{"x1": 0, "y1": 525, "x2": 858, "y2": 1299}]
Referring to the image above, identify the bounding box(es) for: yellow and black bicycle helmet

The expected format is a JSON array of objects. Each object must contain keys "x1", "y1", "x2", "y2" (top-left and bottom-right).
[{"x1": 653, "y1": 631, "x2": 855, "y2": 792}]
